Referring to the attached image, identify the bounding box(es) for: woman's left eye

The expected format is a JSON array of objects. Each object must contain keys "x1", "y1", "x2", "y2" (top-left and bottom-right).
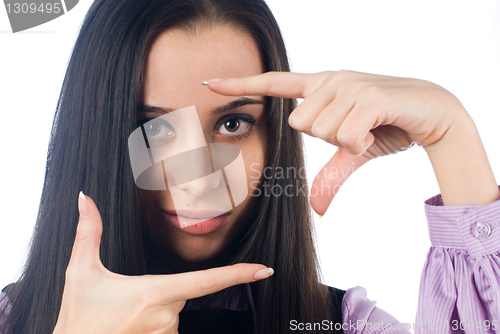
[{"x1": 216, "y1": 114, "x2": 256, "y2": 137}]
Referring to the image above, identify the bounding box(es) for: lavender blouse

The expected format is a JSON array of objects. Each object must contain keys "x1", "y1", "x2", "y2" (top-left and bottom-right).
[{"x1": 2, "y1": 185, "x2": 500, "y2": 333}]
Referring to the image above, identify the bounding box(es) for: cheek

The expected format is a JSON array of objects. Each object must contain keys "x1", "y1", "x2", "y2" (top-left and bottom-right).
[
  {"x1": 244, "y1": 154, "x2": 264, "y2": 196},
  {"x1": 241, "y1": 137, "x2": 267, "y2": 197}
]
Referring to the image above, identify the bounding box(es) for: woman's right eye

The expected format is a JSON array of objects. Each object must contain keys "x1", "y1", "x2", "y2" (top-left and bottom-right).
[{"x1": 137, "y1": 118, "x2": 175, "y2": 147}]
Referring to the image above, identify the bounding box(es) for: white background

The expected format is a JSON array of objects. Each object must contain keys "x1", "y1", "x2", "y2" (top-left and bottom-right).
[{"x1": 1, "y1": 0, "x2": 499, "y2": 330}]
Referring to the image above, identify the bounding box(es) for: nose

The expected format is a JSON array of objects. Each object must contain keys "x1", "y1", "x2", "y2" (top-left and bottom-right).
[
  {"x1": 166, "y1": 145, "x2": 224, "y2": 199},
  {"x1": 177, "y1": 167, "x2": 224, "y2": 198}
]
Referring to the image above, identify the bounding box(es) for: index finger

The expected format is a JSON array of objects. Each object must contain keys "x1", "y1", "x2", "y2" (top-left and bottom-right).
[
  {"x1": 151, "y1": 263, "x2": 273, "y2": 302},
  {"x1": 204, "y1": 71, "x2": 326, "y2": 98}
]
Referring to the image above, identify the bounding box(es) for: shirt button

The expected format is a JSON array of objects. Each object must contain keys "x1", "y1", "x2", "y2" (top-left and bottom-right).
[{"x1": 472, "y1": 222, "x2": 491, "y2": 239}]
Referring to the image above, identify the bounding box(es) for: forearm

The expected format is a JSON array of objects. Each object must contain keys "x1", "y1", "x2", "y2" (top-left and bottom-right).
[{"x1": 424, "y1": 109, "x2": 500, "y2": 206}]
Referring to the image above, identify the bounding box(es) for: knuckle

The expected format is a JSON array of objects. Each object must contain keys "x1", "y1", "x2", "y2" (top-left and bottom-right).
[
  {"x1": 198, "y1": 277, "x2": 220, "y2": 295},
  {"x1": 65, "y1": 263, "x2": 83, "y2": 285},
  {"x1": 74, "y1": 221, "x2": 93, "y2": 243},
  {"x1": 323, "y1": 76, "x2": 339, "y2": 92},
  {"x1": 336, "y1": 127, "x2": 357, "y2": 148},
  {"x1": 235, "y1": 79, "x2": 248, "y2": 96},
  {"x1": 266, "y1": 76, "x2": 278, "y2": 96},
  {"x1": 230, "y1": 266, "x2": 247, "y2": 285},
  {"x1": 363, "y1": 84, "x2": 383, "y2": 99},
  {"x1": 310, "y1": 121, "x2": 328, "y2": 139},
  {"x1": 323, "y1": 70, "x2": 352, "y2": 93},
  {"x1": 65, "y1": 258, "x2": 106, "y2": 288},
  {"x1": 333, "y1": 69, "x2": 352, "y2": 82},
  {"x1": 319, "y1": 70, "x2": 336, "y2": 81}
]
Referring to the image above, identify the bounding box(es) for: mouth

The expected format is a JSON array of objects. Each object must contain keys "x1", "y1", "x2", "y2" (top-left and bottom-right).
[
  {"x1": 163, "y1": 208, "x2": 229, "y2": 219},
  {"x1": 162, "y1": 208, "x2": 231, "y2": 235}
]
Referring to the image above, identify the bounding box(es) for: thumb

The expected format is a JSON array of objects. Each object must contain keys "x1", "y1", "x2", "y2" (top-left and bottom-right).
[
  {"x1": 68, "y1": 191, "x2": 104, "y2": 270},
  {"x1": 310, "y1": 147, "x2": 371, "y2": 216}
]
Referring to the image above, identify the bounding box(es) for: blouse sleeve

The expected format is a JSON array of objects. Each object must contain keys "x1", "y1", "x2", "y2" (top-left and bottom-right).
[
  {"x1": 415, "y1": 184, "x2": 500, "y2": 334},
  {"x1": 341, "y1": 185, "x2": 500, "y2": 334},
  {"x1": 341, "y1": 286, "x2": 412, "y2": 333}
]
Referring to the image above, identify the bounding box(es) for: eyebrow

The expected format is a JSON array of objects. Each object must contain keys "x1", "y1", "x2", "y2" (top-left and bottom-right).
[{"x1": 138, "y1": 97, "x2": 264, "y2": 116}]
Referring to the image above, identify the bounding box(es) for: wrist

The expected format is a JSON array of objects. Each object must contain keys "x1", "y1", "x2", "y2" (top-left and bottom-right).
[
  {"x1": 423, "y1": 108, "x2": 473, "y2": 156},
  {"x1": 423, "y1": 111, "x2": 499, "y2": 205}
]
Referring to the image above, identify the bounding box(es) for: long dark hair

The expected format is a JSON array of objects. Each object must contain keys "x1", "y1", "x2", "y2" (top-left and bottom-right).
[{"x1": 0, "y1": 0, "x2": 341, "y2": 333}]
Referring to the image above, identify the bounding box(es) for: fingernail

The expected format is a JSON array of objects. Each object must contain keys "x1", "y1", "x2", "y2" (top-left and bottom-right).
[
  {"x1": 78, "y1": 191, "x2": 87, "y2": 218},
  {"x1": 202, "y1": 78, "x2": 224, "y2": 85},
  {"x1": 254, "y1": 267, "x2": 274, "y2": 280},
  {"x1": 318, "y1": 215, "x2": 323, "y2": 218}
]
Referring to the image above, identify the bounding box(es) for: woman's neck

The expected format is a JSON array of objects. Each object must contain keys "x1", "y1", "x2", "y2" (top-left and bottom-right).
[{"x1": 143, "y1": 234, "x2": 231, "y2": 274}]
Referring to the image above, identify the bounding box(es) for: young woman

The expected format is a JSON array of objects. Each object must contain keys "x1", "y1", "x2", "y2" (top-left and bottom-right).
[{"x1": 1, "y1": 0, "x2": 499, "y2": 333}]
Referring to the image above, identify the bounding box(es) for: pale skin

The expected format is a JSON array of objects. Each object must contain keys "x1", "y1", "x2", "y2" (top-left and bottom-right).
[
  {"x1": 137, "y1": 25, "x2": 268, "y2": 268},
  {"x1": 205, "y1": 71, "x2": 500, "y2": 211},
  {"x1": 53, "y1": 25, "x2": 500, "y2": 334},
  {"x1": 53, "y1": 26, "x2": 274, "y2": 334}
]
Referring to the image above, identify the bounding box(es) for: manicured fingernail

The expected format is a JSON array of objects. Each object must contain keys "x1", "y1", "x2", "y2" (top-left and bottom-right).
[
  {"x1": 202, "y1": 78, "x2": 224, "y2": 85},
  {"x1": 254, "y1": 267, "x2": 274, "y2": 280},
  {"x1": 78, "y1": 191, "x2": 87, "y2": 218}
]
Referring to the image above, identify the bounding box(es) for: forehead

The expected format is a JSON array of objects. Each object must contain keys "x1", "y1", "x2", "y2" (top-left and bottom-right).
[{"x1": 143, "y1": 25, "x2": 265, "y2": 109}]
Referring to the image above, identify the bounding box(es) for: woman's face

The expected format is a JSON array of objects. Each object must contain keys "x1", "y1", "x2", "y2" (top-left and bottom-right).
[{"x1": 138, "y1": 24, "x2": 267, "y2": 269}]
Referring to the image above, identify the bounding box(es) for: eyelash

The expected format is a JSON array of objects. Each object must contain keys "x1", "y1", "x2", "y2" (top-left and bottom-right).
[
  {"x1": 136, "y1": 113, "x2": 257, "y2": 141},
  {"x1": 215, "y1": 113, "x2": 257, "y2": 141}
]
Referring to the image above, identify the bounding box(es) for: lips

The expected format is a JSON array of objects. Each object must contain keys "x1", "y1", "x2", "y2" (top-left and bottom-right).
[
  {"x1": 163, "y1": 208, "x2": 229, "y2": 219},
  {"x1": 162, "y1": 209, "x2": 230, "y2": 235}
]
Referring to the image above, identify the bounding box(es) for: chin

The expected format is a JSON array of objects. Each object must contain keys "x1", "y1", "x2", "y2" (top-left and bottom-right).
[{"x1": 174, "y1": 238, "x2": 225, "y2": 262}]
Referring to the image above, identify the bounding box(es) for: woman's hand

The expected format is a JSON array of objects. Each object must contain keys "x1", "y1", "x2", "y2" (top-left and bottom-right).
[
  {"x1": 204, "y1": 70, "x2": 499, "y2": 211},
  {"x1": 52, "y1": 193, "x2": 273, "y2": 334}
]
